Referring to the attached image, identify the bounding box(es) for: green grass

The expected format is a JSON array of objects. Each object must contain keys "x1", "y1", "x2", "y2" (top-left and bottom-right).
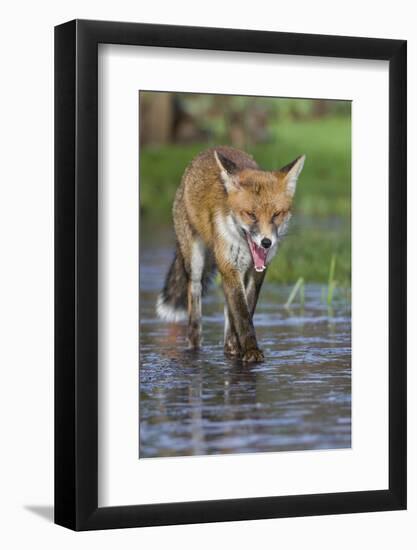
[
  {"x1": 140, "y1": 117, "x2": 351, "y2": 218},
  {"x1": 266, "y1": 223, "x2": 350, "y2": 286},
  {"x1": 251, "y1": 116, "x2": 351, "y2": 218},
  {"x1": 140, "y1": 144, "x2": 204, "y2": 218},
  {"x1": 140, "y1": 116, "x2": 351, "y2": 285},
  {"x1": 285, "y1": 277, "x2": 304, "y2": 308}
]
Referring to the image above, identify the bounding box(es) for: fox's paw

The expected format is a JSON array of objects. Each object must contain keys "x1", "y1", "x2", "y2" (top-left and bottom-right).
[{"x1": 242, "y1": 348, "x2": 264, "y2": 363}]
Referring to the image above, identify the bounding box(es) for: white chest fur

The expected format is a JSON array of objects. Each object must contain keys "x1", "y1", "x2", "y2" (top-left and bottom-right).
[{"x1": 214, "y1": 213, "x2": 258, "y2": 272}]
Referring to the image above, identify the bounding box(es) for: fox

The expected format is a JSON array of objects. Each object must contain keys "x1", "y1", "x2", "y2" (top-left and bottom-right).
[{"x1": 156, "y1": 146, "x2": 305, "y2": 362}]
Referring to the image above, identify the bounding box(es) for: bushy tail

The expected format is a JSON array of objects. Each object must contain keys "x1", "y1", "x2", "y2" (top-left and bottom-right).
[{"x1": 156, "y1": 246, "x2": 189, "y2": 322}]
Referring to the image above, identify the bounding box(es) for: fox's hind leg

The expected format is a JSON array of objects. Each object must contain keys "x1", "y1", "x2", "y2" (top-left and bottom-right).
[{"x1": 186, "y1": 238, "x2": 206, "y2": 349}]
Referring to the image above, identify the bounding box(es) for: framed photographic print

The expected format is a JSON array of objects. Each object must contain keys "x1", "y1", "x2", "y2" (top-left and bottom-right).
[{"x1": 55, "y1": 19, "x2": 406, "y2": 530}]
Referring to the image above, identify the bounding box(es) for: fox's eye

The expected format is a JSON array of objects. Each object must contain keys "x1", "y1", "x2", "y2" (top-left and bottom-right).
[
  {"x1": 272, "y1": 211, "x2": 281, "y2": 221},
  {"x1": 245, "y1": 211, "x2": 257, "y2": 222}
]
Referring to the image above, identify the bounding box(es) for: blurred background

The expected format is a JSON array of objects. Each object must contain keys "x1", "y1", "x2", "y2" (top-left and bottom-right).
[{"x1": 139, "y1": 91, "x2": 351, "y2": 286}]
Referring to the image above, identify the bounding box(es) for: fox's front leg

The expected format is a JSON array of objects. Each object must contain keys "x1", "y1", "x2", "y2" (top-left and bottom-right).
[
  {"x1": 245, "y1": 269, "x2": 266, "y2": 318},
  {"x1": 225, "y1": 270, "x2": 265, "y2": 356},
  {"x1": 220, "y1": 268, "x2": 264, "y2": 363},
  {"x1": 224, "y1": 305, "x2": 241, "y2": 357}
]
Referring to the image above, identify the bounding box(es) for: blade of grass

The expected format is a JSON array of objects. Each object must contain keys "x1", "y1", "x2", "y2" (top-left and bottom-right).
[
  {"x1": 327, "y1": 254, "x2": 337, "y2": 305},
  {"x1": 285, "y1": 277, "x2": 304, "y2": 308},
  {"x1": 300, "y1": 278, "x2": 305, "y2": 307},
  {"x1": 327, "y1": 280, "x2": 336, "y2": 306}
]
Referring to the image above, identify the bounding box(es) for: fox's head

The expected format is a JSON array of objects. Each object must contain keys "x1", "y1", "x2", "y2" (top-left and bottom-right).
[{"x1": 214, "y1": 150, "x2": 305, "y2": 272}]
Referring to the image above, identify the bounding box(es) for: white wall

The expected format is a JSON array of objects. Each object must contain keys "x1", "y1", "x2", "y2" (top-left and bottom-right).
[{"x1": 0, "y1": 1, "x2": 415, "y2": 548}]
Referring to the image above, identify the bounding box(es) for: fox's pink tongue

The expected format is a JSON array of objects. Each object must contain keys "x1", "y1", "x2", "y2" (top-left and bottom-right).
[{"x1": 246, "y1": 235, "x2": 267, "y2": 272}]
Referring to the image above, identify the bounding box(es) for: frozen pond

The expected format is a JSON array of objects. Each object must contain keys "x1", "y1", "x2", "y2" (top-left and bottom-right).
[{"x1": 139, "y1": 239, "x2": 351, "y2": 458}]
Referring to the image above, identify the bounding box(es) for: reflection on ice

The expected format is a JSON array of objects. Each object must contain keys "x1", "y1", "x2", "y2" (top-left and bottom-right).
[{"x1": 139, "y1": 247, "x2": 351, "y2": 458}]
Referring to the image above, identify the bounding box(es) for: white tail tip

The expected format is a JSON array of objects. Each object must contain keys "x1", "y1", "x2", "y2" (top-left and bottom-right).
[{"x1": 156, "y1": 294, "x2": 187, "y2": 323}]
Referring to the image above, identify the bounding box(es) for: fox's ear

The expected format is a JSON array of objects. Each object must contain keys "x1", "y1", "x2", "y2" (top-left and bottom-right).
[
  {"x1": 214, "y1": 151, "x2": 240, "y2": 192},
  {"x1": 278, "y1": 155, "x2": 306, "y2": 198}
]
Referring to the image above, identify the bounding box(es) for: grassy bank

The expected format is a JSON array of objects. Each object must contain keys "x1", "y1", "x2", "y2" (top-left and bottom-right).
[
  {"x1": 140, "y1": 116, "x2": 351, "y2": 286},
  {"x1": 267, "y1": 220, "x2": 350, "y2": 286}
]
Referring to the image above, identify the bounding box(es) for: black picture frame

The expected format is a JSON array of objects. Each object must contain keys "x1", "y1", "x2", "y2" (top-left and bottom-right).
[{"x1": 55, "y1": 19, "x2": 407, "y2": 531}]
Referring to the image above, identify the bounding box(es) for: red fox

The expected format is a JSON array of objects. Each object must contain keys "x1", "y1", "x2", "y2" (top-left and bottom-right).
[{"x1": 156, "y1": 146, "x2": 305, "y2": 362}]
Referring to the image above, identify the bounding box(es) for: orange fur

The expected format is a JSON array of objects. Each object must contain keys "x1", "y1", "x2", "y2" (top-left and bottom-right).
[
  {"x1": 159, "y1": 146, "x2": 305, "y2": 362},
  {"x1": 175, "y1": 146, "x2": 295, "y2": 259}
]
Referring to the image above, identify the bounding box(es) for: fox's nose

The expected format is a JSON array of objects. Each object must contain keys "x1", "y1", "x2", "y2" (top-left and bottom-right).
[{"x1": 261, "y1": 237, "x2": 272, "y2": 249}]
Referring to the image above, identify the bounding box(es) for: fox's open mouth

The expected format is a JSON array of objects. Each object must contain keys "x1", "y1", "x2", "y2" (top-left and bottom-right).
[{"x1": 245, "y1": 233, "x2": 268, "y2": 272}]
